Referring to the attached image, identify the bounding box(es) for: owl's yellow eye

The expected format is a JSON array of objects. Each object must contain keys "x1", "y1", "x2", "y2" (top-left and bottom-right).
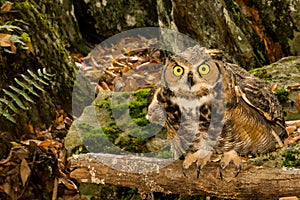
[
  {"x1": 173, "y1": 65, "x2": 184, "y2": 77},
  {"x1": 198, "y1": 64, "x2": 210, "y2": 75}
]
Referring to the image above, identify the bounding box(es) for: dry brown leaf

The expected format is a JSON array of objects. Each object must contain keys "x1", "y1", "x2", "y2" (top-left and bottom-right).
[
  {"x1": 56, "y1": 114, "x2": 64, "y2": 124},
  {"x1": 55, "y1": 123, "x2": 66, "y2": 130},
  {"x1": 20, "y1": 158, "x2": 31, "y2": 186},
  {"x1": 38, "y1": 140, "x2": 55, "y2": 147},
  {"x1": 287, "y1": 84, "x2": 300, "y2": 91},
  {"x1": 0, "y1": 1, "x2": 13, "y2": 14},
  {"x1": 3, "y1": 182, "x2": 16, "y2": 200},
  {"x1": 286, "y1": 120, "x2": 300, "y2": 127},
  {"x1": 21, "y1": 139, "x2": 43, "y2": 146},
  {"x1": 0, "y1": 33, "x2": 17, "y2": 53},
  {"x1": 38, "y1": 140, "x2": 61, "y2": 148},
  {"x1": 123, "y1": 47, "x2": 131, "y2": 55},
  {"x1": 15, "y1": 146, "x2": 29, "y2": 161},
  {"x1": 59, "y1": 177, "x2": 78, "y2": 190},
  {"x1": 270, "y1": 83, "x2": 277, "y2": 92},
  {"x1": 0, "y1": 33, "x2": 11, "y2": 47},
  {"x1": 286, "y1": 126, "x2": 297, "y2": 134},
  {"x1": 52, "y1": 177, "x2": 58, "y2": 200},
  {"x1": 28, "y1": 123, "x2": 35, "y2": 134},
  {"x1": 64, "y1": 116, "x2": 73, "y2": 126},
  {"x1": 10, "y1": 41, "x2": 16, "y2": 53},
  {"x1": 100, "y1": 81, "x2": 110, "y2": 90},
  {"x1": 70, "y1": 53, "x2": 84, "y2": 62},
  {"x1": 54, "y1": 114, "x2": 65, "y2": 130},
  {"x1": 121, "y1": 65, "x2": 131, "y2": 73},
  {"x1": 284, "y1": 132, "x2": 300, "y2": 146}
]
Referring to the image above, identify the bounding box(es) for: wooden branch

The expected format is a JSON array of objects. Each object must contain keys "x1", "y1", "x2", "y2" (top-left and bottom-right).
[{"x1": 69, "y1": 153, "x2": 300, "y2": 199}]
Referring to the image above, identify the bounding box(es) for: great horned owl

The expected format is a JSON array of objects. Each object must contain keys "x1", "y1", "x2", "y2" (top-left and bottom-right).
[{"x1": 147, "y1": 46, "x2": 288, "y2": 178}]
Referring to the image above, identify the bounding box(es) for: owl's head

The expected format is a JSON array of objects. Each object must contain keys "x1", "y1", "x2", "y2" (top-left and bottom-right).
[{"x1": 162, "y1": 46, "x2": 221, "y2": 96}]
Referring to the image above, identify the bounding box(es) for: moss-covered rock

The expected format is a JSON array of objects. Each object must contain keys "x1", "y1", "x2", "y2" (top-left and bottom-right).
[
  {"x1": 251, "y1": 56, "x2": 300, "y2": 120},
  {"x1": 65, "y1": 89, "x2": 169, "y2": 156}
]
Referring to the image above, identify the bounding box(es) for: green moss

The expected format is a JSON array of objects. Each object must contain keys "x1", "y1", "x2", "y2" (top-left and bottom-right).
[
  {"x1": 274, "y1": 88, "x2": 290, "y2": 105},
  {"x1": 69, "y1": 37, "x2": 91, "y2": 55},
  {"x1": 81, "y1": 89, "x2": 167, "y2": 154},
  {"x1": 155, "y1": 150, "x2": 172, "y2": 159},
  {"x1": 282, "y1": 148, "x2": 300, "y2": 167},
  {"x1": 79, "y1": 183, "x2": 141, "y2": 200},
  {"x1": 95, "y1": 100, "x2": 111, "y2": 110},
  {"x1": 248, "y1": 66, "x2": 274, "y2": 82},
  {"x1": 133, "y1": 118, "x2": 149, "y2": 126},
  {"x1": 248, "y1": 65, "x2": 268, "y2": 74},
  {"x1": 248, "y1": 141, "x2": 300, "y2": 168}
]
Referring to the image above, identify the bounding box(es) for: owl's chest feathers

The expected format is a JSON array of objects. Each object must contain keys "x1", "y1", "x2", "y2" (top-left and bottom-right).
[
  {"x1": 170, "y1": 94, "x2": 212, "y2": 117},
  {"x1": 168, "y1": 94, "x2": 212, "y2": 137},
  {"x1": 166, "y1": 93, "x2": 213, "y2": 155}
]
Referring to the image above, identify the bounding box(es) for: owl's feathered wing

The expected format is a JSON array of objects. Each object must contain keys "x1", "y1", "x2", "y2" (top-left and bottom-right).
[
  {"x1": 226, "y1": 63, "x2": 284, "y2": 123},
  {"x1": 225, "y1": 63, "x2": 287, "y2": 143},
  {"x1": 213, "y1": 62, "x2": 288, "y2": 158}
]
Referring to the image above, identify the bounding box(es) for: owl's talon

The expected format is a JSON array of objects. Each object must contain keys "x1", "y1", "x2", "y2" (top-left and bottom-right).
[
  {"x1": 234, "y1": 163, "x2": 243, "y2": 177},
  {"x1": 219, "y1": 150, "x2": 242, "y2": 179},
  {"x1": 196, "y1": 163, "x2": 201, "y2": 179},
  {"x1": 219, "y1": 166, "x2": 223, "y2": 180},
  {"x1": 220, "y1": 161, "x2": 226, "y2": 169},
  {"x1": 182, "y1": 168, "x2": 188, "y2": 177},
  {"x1": 182, "y1": 150, "x2": 212, "y2": 179}
]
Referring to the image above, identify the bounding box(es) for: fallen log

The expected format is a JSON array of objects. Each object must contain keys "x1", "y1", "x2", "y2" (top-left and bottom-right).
[{"x1": 69, "y1": 153, "x2": 300, "y2": 199}]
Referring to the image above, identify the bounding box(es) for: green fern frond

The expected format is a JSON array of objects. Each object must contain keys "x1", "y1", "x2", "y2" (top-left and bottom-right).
[
  {"x1": 27, "y1": 69, "x2": 48, "y2": 85},
  {"x1": 42, "y1": 68, "x2": 55, "y2": 77},
  {"x1": 8, "y1": 86, "x2": 35, "y2": 103},
  {"x1": 37, "y1": 69, "x2": 44, "y2": 77},
  {"x1": 0, "y1": 25, "x2": 23, "y2": 31},
  {"x1": 2, "y1": 89, "x2": 28, "y2": 110},
  {"x1": 0, "y1": 68, "x2": 55, "y2": 124},
  {"x1": 0, "y1": 98, "x2": 20, "y2": 115},
  {"x1": 14, "y1": 78, "x2": 39, "y2": 97},
  {"x1": 21, "y1": 74, "x2": 45, "y2": 92},
  {"x1": 0, "y1": 107, "x2": 16, "y2": 124}
]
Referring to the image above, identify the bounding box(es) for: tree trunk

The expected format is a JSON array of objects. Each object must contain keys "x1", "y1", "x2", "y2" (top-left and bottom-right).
[
  {"x1": 69, "y1": 153, "x2": 300, "y2": 199},
  {"x1": 73, "y1": 0, "x2": 158, "y2": 44},
  {"x1": 157, "y1": 0, "x2": 300, "y2": 69},
  {"x1": 0, "y1": 0, "x2": 78, "y2": 135},
  {"x1": 65, "y1": 0, "x2": 300, "y2": 69}
]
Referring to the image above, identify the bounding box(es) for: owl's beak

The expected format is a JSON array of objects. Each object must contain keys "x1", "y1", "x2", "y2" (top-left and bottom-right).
[{"x1": 187, "y1": 72, "x2": 194, "y2": 89}]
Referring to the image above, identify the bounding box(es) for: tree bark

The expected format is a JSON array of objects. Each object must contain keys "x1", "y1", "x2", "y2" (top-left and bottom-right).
[
  {"x1": 61, "y1": 0, "x2": 300, "y2": 69},
  {"x1": 69, "y1": 153, "x2": 300, "y2": 199},
  {"x1": 0, "y1": 0, "x2": 77, "y2": 134},
  {"x1": 73, "y1": 0, "x2": 158, "y2": 44},
  {"x1": 157, "y1": 0, "x2": 300, "y2": 69}
]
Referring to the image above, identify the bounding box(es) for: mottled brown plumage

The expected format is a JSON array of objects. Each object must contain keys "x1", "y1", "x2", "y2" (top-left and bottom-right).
[{"x1": 147, "y1": 45, "x2": 288, "y2": 178}]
